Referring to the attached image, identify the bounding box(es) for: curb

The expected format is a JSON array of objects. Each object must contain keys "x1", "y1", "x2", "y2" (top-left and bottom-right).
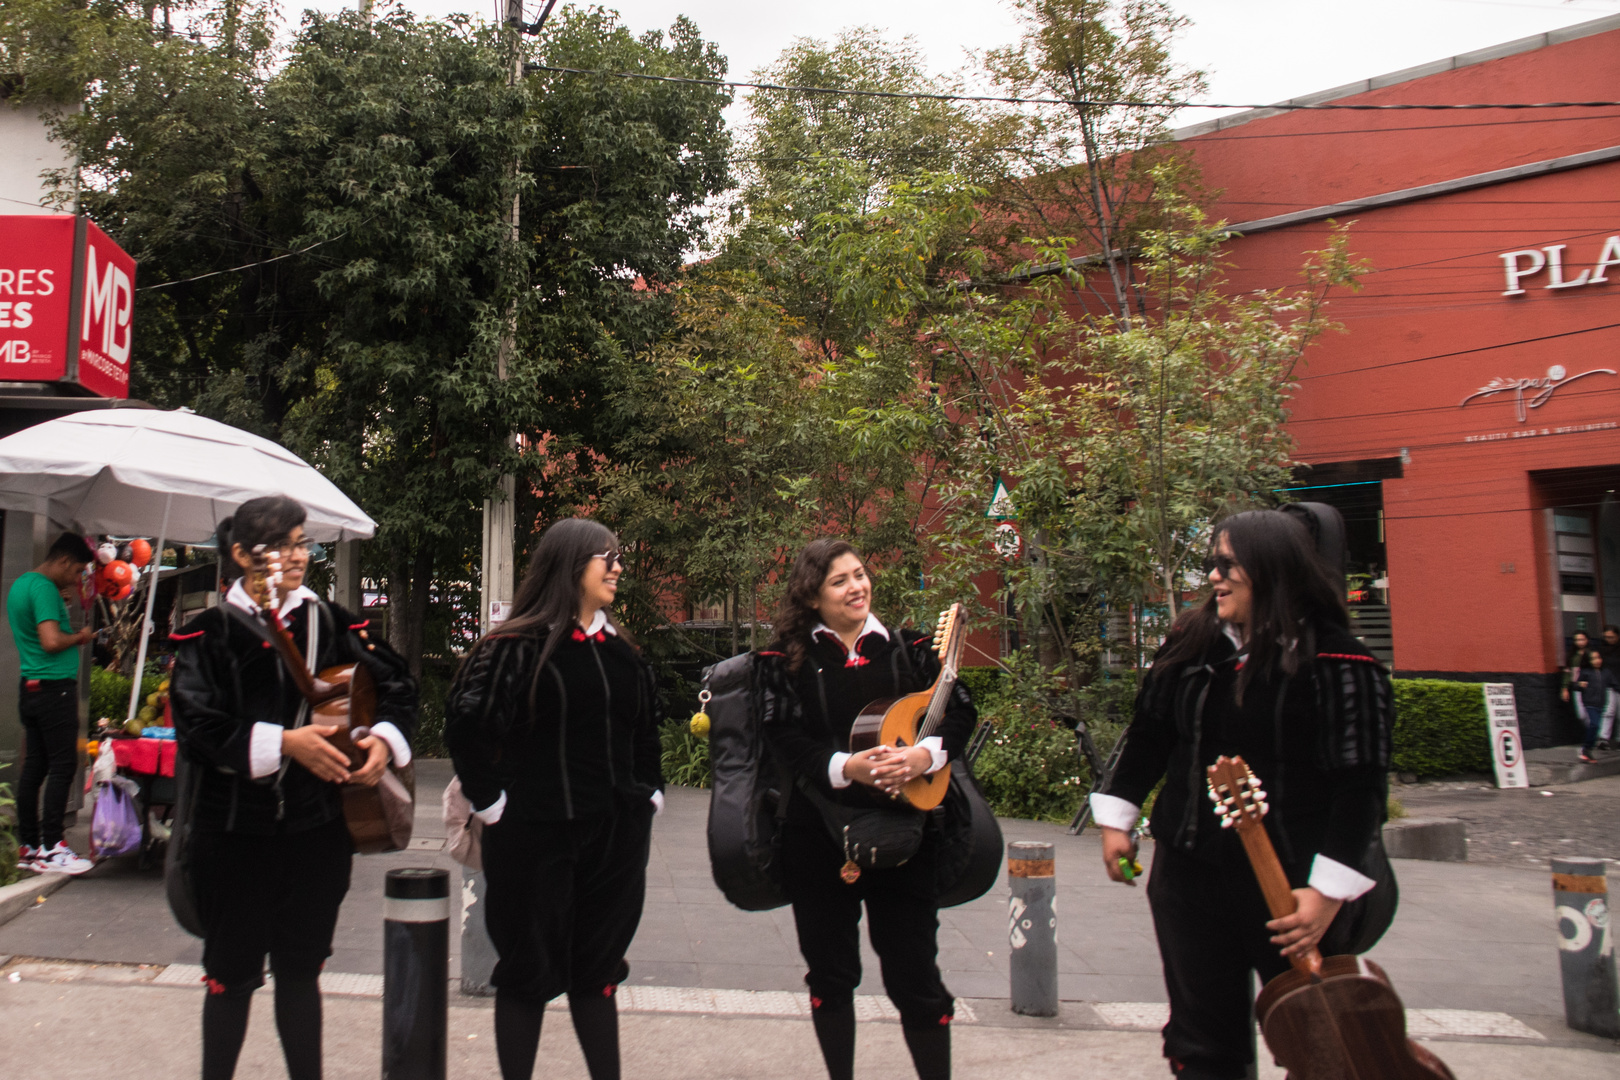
[
  {"x1": 0, "y1": 872, "x2": 71, "y2": 928},
  {"x1": 1384, "y1": 817, "x2": 1468, "y2": 861},
  {"x1": 1527, "y1": 753, "x2": 1620, "y2": 786}
]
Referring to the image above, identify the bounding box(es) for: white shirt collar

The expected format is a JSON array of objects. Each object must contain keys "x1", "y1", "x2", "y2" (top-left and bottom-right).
[
  {"x1": 580, "y1": 609, "x2": 617, "y2": 637},
  {"x1": 226, "y1": 577, "x2": 319, "y2": 619},
  {"x1": 1221, "y1": 622, "x2": 1245, "y2": 651},
  {"x1": 812, "y1": 612, "x2": 888, "y2": 658}
]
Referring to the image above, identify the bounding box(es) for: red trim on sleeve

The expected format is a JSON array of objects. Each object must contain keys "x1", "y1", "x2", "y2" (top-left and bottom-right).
[
  {"x1": 1316, "y1": 652, "x2": 1379, "y2": 662},
  {"x1": 348, "y1": 620, "x2": 370, "y2": 630},
  {"x1": 757, "y1": 650, "x2": 785, "y2": 657},
  {"x1": 169, "y1": 630, "x2": 206, "y2": 641}
]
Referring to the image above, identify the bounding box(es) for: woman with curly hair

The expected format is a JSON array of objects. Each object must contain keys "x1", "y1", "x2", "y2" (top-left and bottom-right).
[{"x1": 758, "y1": 538, "x2": 976, "y2": 1080}]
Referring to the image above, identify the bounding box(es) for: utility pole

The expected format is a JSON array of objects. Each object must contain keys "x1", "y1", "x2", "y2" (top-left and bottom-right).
[{"x1": 478, "y1": 0, "x2": 551, "y2": 636}]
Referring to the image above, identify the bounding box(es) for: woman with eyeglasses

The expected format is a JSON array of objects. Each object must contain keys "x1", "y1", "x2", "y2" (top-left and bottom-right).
[
  {"x1": 445, "y1": 517, "x2": 664, "y2": 1080},
  {"x1": 1091, "y1": 510, "x2": 1396, "y2": 1080},
  {"x1": 169, "y1": 495, "x2": 418, "y2": 1080}
]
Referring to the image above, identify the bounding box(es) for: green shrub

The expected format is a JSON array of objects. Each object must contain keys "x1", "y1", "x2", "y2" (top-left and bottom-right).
[
  {"x1": 89, "y1": 664, "x2": 161, "y2": 726},
  {"x1": 0, "y1": 767, "x2": 19, "y2": 887},
  {"x1": 660, "y1": 719, "x2": 711, "y2": 788},
  {"x1": 972, "y1": 707, "x2": 1086, "y2": 822},
  {"x1": 956, "y1": 666, "x2": 1003, "y2": 709},
  {"x1": 1390, "y1": 678, "x2": 1492, "y2": 777},
  {"x1": 412, "y1": 667, "x2": 451, "y2": 759}
]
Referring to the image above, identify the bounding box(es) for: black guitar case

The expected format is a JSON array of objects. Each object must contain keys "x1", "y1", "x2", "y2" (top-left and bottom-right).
[
  {"x1": 704, "y1": 653, "x2": 791, "y2": 911},
  {"x1": 934, "y1": 755, "x2": 1004, "y2": 908}
]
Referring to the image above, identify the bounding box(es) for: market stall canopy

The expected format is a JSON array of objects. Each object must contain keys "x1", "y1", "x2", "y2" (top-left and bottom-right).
[{"x1": 0, "y1": 408, "x2": 374, "y2": 542}]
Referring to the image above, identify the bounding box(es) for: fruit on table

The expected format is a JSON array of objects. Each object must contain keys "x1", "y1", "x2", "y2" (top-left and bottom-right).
[
  {"x1": 147, "y1": 692, "x2": 161, "y2": 707},
  {"x1": 124, "y1": 718, "x2": 145, "y2": 736},
  {"x1": 138, "y1": 705, "x2": 158, "y2": 723},
  {"x1": 159, "y1": 679, "x2": 171, "y2": 693}
]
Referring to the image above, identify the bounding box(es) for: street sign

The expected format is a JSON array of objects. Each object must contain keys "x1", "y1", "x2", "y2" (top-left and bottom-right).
[
  {"x1": 993, "y1": 521, "x2": 1022, "y2": 559},
  {"x1": 986, "y1": 476, "x2": 1013, "y2": 520},
  {"x1": 1482, "y1": 683, "x2": 1528, "y2": 788}
]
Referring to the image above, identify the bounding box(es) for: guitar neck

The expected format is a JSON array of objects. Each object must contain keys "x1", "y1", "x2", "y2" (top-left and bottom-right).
[
  {"x1": 1234, "y1": 821, "x2": 1322, "y2": 975},
  {"x1": 260, "y1": 609, "x2": 324, "y2": 705},
  {"x1": 916, "y1": 661, "x2": 958, "y2": 742}
]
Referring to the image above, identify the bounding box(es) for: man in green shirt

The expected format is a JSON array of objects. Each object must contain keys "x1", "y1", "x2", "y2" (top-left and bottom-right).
[{"x1": 8, "y1": 533, "x2": 96, "y2": 875}]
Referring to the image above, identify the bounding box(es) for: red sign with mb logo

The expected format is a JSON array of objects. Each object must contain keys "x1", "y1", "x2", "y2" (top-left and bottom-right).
[{"x1": 0, "y1": 215, "x2": 136, "y2": 399}]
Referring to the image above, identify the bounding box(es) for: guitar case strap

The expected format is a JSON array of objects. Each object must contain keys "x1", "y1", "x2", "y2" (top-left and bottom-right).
[{"x1": 222, "y1": 601, "x2": 315, "y2": 821}]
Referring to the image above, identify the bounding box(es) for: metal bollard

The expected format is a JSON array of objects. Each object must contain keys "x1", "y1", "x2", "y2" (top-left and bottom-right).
[
  {"x1": 459, "y1": 869, "x2": 498, "y2": 996},
  {"x1": 384, "y1": 868, "x2": 450, "y2": 1080},
  {"x1": 1551, "y1": 857, "x2": 1619, "y2": 1038},
  {"x1": 1008, "y1": 840, "x2": 1058, "y2": 1016}
]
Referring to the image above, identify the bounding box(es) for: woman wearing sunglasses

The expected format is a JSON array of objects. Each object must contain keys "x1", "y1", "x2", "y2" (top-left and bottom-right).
[
  {"x1": 1092, "y1": 510, "x2": 1395, "y2": 1080},
  {"x1": 445, "y1": 517, "x2": 664, "y2": 1080},
  {"x1": 169, "y1": 495, "x2": 418, "y2": 1080}
]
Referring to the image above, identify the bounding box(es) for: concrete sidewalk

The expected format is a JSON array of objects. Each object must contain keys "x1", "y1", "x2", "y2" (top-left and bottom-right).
[{"x1": 1, "y1": 758, "x2": 1614, "y2": 1072}]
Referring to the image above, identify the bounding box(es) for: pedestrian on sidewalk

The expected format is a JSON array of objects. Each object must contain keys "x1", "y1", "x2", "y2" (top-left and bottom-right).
[
  {"x1": 1561, "y1": 629, "x2": 1591, "y2": 718},
  {"x1": 755, "y1": 539, "x2": 976, "y2": 1080},
  {"x1": 169, "y1": 496, "x2": 417, "y2": 1080},
  {"x1": 9, "y1": 532, "x2": 96, "y2": 876},
  {"x1": 444, "y1": 517, "x2": 664, "y2": 1080},
  {"x1": 1599, "y1": 625, "x2": 1620, "y2": 669},
  {"x1": 1572, "y1": 649, "x2": 1618, "y2": 762},
  {"x1": 1093, "y1": 510, "x2": 1397, "y2": 1080}
]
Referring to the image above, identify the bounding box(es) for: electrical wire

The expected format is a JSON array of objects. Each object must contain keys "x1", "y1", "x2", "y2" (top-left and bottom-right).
[
  {"x1": 136, "y1": 236, "x2": 341, "y2": 291},
  {"x1": 527, "y1": 64, "x2": 1620, "y2": 112}
]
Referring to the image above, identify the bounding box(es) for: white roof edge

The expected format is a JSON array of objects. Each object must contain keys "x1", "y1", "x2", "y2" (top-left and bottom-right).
[{"x1": 1170, "y1": 12, "x2": 1620, "y2": 141}]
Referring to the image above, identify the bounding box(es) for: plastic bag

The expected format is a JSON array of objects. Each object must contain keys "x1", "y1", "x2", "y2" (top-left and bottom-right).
[
  {"x1": 442, "y1": 775, "x2": 483, "y2": 872},
  {"x1": 90, "y1": 777, "x2": 142, "y2": 859}
]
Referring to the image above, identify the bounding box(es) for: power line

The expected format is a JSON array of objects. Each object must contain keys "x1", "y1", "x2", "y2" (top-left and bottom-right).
[
  {"x1": 1297, "y1": 320, "x2": 1620, "y2": 381},
  {"x1": 528, "y1": 64, "x2": 1620, "y2": 112},
  {"x1": 136, "y1": 237, "x2": 340, "y2": 291}
]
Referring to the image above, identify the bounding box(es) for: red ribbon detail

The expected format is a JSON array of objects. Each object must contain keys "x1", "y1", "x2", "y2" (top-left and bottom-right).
[{"x1": 843, "y1": 655, "x2": 870, "y2": 668}]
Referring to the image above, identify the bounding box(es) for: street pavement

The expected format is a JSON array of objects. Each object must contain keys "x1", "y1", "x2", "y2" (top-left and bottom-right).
[{"x1": 1, "y1": 758, "x2": 1616, "y2": 1077}]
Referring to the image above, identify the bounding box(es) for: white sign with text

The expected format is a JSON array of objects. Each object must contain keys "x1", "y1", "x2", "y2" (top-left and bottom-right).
[{"x1": 1482, "y1": 683, "x2": 1529, "y2": 789}]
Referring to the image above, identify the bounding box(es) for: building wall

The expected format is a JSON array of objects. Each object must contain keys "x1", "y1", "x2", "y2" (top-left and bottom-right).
[{"x1": 0, "y1": 99, "x2": 74, "y2": 214}]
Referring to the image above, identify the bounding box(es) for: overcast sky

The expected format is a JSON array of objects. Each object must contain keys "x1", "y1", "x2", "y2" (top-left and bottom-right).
[{"x1": 297, "y1": 0, "x2": 1620, "y2": 130}]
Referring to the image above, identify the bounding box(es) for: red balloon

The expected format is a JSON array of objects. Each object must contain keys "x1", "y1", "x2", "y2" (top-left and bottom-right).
[
  {"x1": 111, "y1": 582, "x2": 132, "y2": 602},
  {"x1": 128, "y1": 539, "x2": 153, "y2": 569},
  {"x1": 97, "y1": 560, "x2": 134, "y2": 599}
]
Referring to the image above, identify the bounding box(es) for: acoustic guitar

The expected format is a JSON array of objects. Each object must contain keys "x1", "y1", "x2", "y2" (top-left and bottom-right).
[
  {"x1": 1206, "y1": 756, "x2": 1454, "y2": 1080},
  {"x1": 249, "y1": 545, "x2": 414, "y2": 854},
  {"x1": 847, "y1": 604, "x2": 965, "y2": 812}
]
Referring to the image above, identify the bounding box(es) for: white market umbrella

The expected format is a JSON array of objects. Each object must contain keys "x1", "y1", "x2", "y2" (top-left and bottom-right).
[{"x1": 0, "y1": 408, "x2": 376, "y2": 721}]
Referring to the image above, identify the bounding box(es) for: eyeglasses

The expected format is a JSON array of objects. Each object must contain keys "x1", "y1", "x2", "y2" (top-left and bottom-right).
[
  {"x1": 1202, "y1": 554, "x2": 1239, "y2": 578},
  {"x1": 592, "y1": 548, "x2": 624, "y2": 569}
]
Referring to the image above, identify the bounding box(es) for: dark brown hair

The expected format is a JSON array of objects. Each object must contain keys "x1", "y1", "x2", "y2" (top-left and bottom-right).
[
  {"x1": 217, "y1": 495, "x2": 307, "y2": 582},
  {"x1": 771, "y1": 538, "x2": 862, "y2": 673},
  {"x1": 1153, "y1": 509, "x2": 1348, "y2": 701}
]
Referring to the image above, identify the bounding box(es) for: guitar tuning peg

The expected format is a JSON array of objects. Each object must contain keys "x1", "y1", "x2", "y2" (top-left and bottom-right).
[{"x1": 1252, "y1": 789, "x2": 1267, "y2": 801}]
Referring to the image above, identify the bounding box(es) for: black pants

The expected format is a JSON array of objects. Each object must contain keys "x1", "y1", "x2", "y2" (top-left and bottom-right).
[
  {"x1": 16, "y1": 680, "x2": 79, "y2": 849},
  {"x1": 192, "y1": 817, "x2": 354, "y2": 993},
  {"x1": 781, "y1": 814, "x2": 955, "y2": 1030},
  {"x1": 481, "y1": 801, "x2": 653, "y2": 1001},
  {"x1": 1146, "y1": 845, "x2": 1292, "y2": 1080}
]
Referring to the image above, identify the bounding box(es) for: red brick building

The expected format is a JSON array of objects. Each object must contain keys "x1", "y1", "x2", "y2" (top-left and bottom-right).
[{"x1": 1174, "y1": 14, "x2": 1620, "y2": 745}]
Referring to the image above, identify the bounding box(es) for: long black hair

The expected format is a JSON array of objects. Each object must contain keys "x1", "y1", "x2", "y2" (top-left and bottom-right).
[
  {"x1": 1153, "y1": 509, "x2": 1348, "y2": 701},
  {"x1": 469, "y1": 516, "x2": 630, "y2": 673},
  {"x1": 218, "y1": 495, "x2": 307, "y2": 582},
  {"x1": 772, "y1": 538, "x2": 862, "y2": 674}
]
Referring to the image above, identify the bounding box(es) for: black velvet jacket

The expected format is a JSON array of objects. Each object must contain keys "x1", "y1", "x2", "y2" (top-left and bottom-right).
[
  {"x1": 758, "y1": 624, "x2": 977, "y2": 810},
  {"x1": 1103, "y1": 622, "x2": 1392, "y2": 885},
  {"x1": 170, "y1": 600, "x2": 418, "y2": 836},
  {"x1": 443, "y1": 629, "x2": 664, "y2": 822}
]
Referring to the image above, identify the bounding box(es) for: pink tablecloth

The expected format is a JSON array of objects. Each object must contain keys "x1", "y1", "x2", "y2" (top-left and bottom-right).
[{"x1": 111, "y1": 737, "x2": 177, "y2": 777}]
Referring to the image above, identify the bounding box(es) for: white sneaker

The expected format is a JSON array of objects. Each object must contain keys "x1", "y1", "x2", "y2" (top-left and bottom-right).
[
  {"x1": 35, "y1": 843, "x2": 93, "y2": 875},
  {"x1": 16, "y1": 845, "x2": 43, "y2": 872}
]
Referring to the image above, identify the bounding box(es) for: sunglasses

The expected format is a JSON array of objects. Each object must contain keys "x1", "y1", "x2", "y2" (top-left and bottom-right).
[
  {"x1": 1202, "y1": 553, "x2": 1240, "y2": 578},
  {"x1": 592, "y1": 548, "x2": 624, "y2": 569}
]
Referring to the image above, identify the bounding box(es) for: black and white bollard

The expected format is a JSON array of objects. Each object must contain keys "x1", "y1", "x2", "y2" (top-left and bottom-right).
[
  {"x1": 1008, "y1": 840, "x2": 1058, "y2": 1017},
  {"x1": 384, "y1": 868, "x2": 450, "y2": 1080},
  {"x1": 1552, "y1": 857, "x2": 1619, "y2": 1038}
]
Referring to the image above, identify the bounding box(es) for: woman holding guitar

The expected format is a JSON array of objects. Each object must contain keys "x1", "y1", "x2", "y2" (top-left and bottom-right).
[
  {"x1": 444, "y1": 518, "x2": 664, "y2": 1080},
  {"x1": 1092, "y1": 510, "x2": 1395, "y2": 1080},
  {"x1": 170, "y1": 495, "x2": 417, "y2": 1080},
  {"x1": 758, "y1": 539, "x2": 976, "y2": 1080}
]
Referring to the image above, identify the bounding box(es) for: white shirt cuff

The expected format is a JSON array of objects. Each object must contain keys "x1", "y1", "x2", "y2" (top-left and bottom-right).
[
  {"x1": 472, "y1": 791, "x2": 507, "y2": 825},
  {"x1": 1309, "y1": 854, "x2": 1378, "y2": 901},
  {"x1": 249, "y1": 722, "x2": 285, "y2": 779},
  {"x1": 1089, "y1": 793, "x2": 1142, "y2": 832},
  {"x1": 368, "y1": 721, "x2": 412, "y2": 767},
  {"x1": 651, "y1": 789, "x2": 665, "y2": 815},
  {"x1": 918, "y1": 736, "x2": 947, "y2": 775},
  {"x1": 828, "y1": 752, "x2": 853, "y2": 789}
]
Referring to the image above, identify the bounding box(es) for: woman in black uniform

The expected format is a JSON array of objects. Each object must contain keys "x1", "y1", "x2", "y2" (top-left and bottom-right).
[
  {"x1": 445, "y1": 517, "x2": 664, "y2": 1080},
  {"x1": 759, "y1": 538, "x2": 976, "y2": 1080},
  {"x1": 1093, "y1": 510, "x2": 1395, "y2": 1080},
  {"x1": 170, "y1": 495, "x2": 417, "y2": 1080}
]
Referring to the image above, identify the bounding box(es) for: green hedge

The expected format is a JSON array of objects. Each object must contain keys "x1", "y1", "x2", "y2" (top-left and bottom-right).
[
  {"x1": 956, "y1": 666, "x2": 1004, "y2": 708},
  {"x1": 89, "y1": 664, "x2": 162, "y2": 726},
  {"x1": 1390, "y1": 678, "x2": 1492, "y2": 778}
]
